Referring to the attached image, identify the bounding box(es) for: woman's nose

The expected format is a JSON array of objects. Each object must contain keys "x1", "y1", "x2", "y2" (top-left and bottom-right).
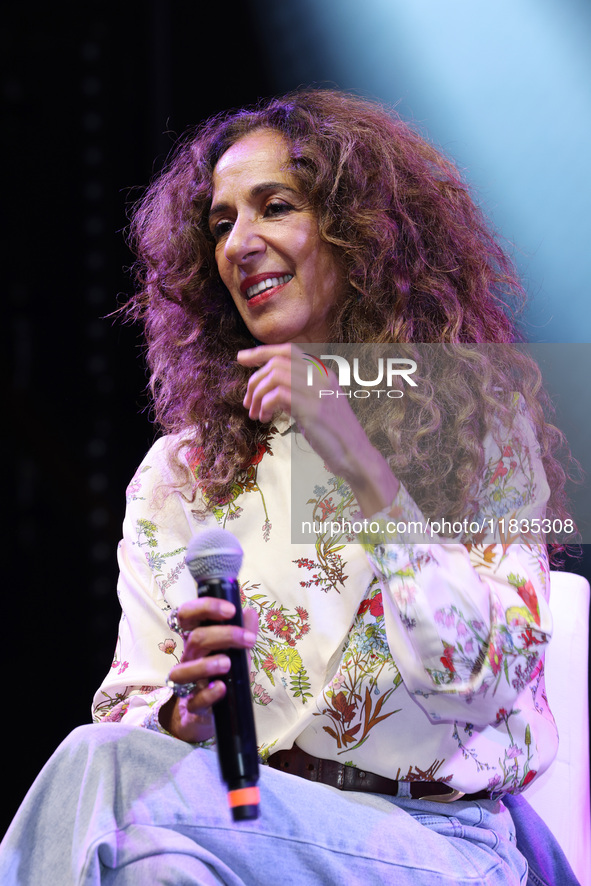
[{"x1": 223, "y1": 216, "x2": 265, "y2": 265}]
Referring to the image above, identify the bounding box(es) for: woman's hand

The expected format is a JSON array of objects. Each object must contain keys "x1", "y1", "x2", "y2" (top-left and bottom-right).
[
  {"x1": 237, "y1": 343, "x2": 399, "y2": 518},
  {"x1": 159, "y1": 599, "x2": 259, "y2": 743}
]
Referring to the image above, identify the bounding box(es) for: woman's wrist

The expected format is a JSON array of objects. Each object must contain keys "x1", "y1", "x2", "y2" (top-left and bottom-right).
[
  {"x1": 342, "y1": 440, "x2": 400, "y2": 519},
  {"x1": 159, "y1": 693, "x2": 216, "y2": 743}
]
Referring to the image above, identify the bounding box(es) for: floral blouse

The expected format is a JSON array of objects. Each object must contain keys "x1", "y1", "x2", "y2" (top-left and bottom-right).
[{"x1": 93, "y1": 399, "x2": 557, "y2": 797}]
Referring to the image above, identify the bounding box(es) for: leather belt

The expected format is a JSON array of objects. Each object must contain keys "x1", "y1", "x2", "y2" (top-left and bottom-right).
[{"x1": 267, "y1": 746, "x2": 490, "y2": 803}]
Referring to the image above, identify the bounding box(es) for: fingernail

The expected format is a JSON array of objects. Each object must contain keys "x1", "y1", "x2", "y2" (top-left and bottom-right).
[
  {"x1": 217, "y1": 655, "x2": 231, "y2": 671},
  {"x1": 244, "y1": 631, "x2": 257, "y2": 645},
  {"x1": 220, "y1": 601, "x2": 235, "y2": 617},
  {"x1": 209, "y1": 655, "x2": 231, "y2": 673}
]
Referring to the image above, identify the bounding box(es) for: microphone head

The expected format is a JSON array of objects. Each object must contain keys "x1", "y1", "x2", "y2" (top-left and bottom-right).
[{"x1": 185, "y1": 528, "x2": 244, "y2": 581}]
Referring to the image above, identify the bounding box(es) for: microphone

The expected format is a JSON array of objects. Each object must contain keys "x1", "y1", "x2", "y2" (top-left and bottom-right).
[{"x1": 185, "y1": 528, "x2": 260, "y2": 821}]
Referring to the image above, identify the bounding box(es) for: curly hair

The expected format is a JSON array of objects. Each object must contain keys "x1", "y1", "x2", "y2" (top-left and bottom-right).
[{"x1": 125, "y1": 88, "x2": 572, "y2": 537}]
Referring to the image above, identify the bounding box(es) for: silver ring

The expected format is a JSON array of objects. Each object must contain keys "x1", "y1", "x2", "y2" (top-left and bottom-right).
[
  {"x1": 166, "y1": 677, "x2": 199, "y2": 698},
  {"x1": 167, "y1": 608, "x2": 189, "y2": 639}
]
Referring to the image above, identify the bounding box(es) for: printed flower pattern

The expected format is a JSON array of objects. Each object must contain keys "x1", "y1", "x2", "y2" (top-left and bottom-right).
[
  {"x1": 93, "y1": 400, "x2": 557, "y2": 797},
  {"x1": 248, "y1": 595, "x2": 314, "y2": 703},
  {"x1": 314, "y1": 584, "x2": 402, "y2": 752},
  {"x1": 188, "y1": 430, "x2": 277, "y2": 540}
]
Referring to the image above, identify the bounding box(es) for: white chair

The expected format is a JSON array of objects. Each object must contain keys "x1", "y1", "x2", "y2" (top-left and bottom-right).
[{"x1": 525, "y1": 571, "x2": 590, "y2": 885}]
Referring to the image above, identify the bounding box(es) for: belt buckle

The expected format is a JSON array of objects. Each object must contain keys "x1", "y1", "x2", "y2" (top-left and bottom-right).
[{"x1": 418, "y1": 788, "x2": 466, "y2": 803}]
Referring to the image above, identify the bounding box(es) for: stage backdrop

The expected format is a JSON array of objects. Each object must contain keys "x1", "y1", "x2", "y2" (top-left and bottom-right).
[{"x1": 4, "y1": 0, "x2": 589, "y2": 838}]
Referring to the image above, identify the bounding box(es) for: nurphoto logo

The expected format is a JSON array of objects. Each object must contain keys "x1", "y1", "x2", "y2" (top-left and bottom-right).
[{"x1": 303, "y1": 352, "x2": 417, "y2": 399}]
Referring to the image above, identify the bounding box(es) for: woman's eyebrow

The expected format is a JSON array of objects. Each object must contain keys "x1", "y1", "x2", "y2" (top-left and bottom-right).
[{"x1": 208, "y1": 182, "x2": 299, "y2": 221}]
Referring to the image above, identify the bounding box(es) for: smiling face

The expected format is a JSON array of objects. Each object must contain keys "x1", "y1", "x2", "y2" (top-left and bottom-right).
[{"x1": 210, "y1": 129, "x2": 344, "y2": 344}]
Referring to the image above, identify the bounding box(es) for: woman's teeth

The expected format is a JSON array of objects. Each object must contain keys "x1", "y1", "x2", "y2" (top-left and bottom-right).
[{"x1": 245, "y1": 274, "x2": 293, "y2": 299}]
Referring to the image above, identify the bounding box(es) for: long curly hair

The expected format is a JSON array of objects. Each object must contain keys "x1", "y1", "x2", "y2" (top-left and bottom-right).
[{"x1": 125, "y1": 88, "x2": 572, "y2": 537}]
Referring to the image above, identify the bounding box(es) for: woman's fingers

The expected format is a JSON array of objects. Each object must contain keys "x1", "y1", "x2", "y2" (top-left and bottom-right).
[
  {"x1": 239, "y1": 352, "x2": 294, "y2": 420},
  {"x1": 168, "y1": 599, "x2": 259, "y2": 709},
  {"x1": 243, "y1": 607, "x2": 259, "y2": 672},
  {"x1": 238, "y1": 344, "x2": 328, "y2": 424},
  {"x1": 169, "y1": 652, "x2": 232, "y2": 687},
  {"x1": 162, "y1": 599, "x2": 260, "y2": 742},
  {"x1": 182, "y1": 611, "x2": 259, "y2": 715},
  {"x1": 174, "y1": 596, "x2": 236, "y2": 631},
  {"x1": 243, "y1": 606, "x2": 259, "y2": 636},
  {"x1": 238, "y1": 343, "x2": 357, "y2": 465},
  {"x1": 184, "y1": 682, "x2": 226, "y2": 715},
  {"x1": 237, "y1": 344, "x2": 400, "y2": 517},
  {"x1": 237, "y1": 342, "x2": 293, "y2": 369}
]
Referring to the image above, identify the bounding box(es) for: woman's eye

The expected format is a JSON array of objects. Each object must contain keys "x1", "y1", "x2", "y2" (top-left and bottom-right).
[
  {"x1": 211, "y1": 201, "x2": 292, "y2": 240},
  {"x1": 212, "y1": 219, "x2": 233, "y2": 240},
  {"x1": 265, "y1": 201, "x2": 292, "y2": 217}
]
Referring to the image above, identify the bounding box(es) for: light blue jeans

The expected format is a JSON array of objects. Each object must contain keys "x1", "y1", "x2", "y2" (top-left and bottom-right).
[{"x1": 0, "y1": 724, "x2": 528, "y2": 885}]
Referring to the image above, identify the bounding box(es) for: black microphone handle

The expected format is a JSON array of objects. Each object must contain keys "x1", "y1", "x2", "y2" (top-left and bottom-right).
[{"x1": 198, "y1": 577, "x2": 260, "y2": 821}]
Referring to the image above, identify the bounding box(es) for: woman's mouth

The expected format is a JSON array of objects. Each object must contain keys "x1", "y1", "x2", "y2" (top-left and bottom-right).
[{"x1": 244, "y1": 274, "x2": 293, "y2": 301}]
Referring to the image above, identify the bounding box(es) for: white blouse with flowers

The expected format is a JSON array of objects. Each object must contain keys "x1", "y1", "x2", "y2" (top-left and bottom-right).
[{"x1": 93, "y1": 399, "x2": 557, "y2": 797}]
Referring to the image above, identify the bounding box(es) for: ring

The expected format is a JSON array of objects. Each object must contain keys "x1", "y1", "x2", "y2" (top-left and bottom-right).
[
  {"x1": 167, "y1": 608, "x2": 189, "y2": 639},
  {"x1": 166, "y1": 676, "x2": 199, "y2": 697}
]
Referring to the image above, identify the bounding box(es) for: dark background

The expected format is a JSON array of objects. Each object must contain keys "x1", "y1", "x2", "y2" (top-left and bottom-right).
[
  {"x1": 3, "y1": 2, "x2": 589, "y2": 838},
  {"x1": 3, "y1": 2, "x2": 270, "y2": 836}
]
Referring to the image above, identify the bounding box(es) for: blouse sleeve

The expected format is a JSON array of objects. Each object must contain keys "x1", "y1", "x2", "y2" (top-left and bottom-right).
[
  {"x1": 92, "y1": 437, "x2": 197, "y2": 731},
  {"x1": 363, "y1": 396, "x2": 553, "y2": 726}
]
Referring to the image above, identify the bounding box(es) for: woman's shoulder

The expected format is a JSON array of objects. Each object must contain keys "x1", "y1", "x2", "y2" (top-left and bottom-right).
[
  {"x1": 125, "y1": 431, "x2": 198, "y2": 507},
  {"x1": 138, "y1": 429, "x2": 198, "y2": 466}
]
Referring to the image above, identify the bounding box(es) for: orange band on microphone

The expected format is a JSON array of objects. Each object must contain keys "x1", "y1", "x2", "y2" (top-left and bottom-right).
[{"x1": 227, "y1": 787, "x2": 260, "y2": 808}]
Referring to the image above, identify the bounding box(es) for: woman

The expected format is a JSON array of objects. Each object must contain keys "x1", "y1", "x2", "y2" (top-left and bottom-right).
[{"x1": 0, "y1": 90, "x2": 574, "y2": 884}]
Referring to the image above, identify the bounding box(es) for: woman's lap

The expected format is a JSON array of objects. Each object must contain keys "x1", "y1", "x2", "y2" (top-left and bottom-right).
[{"x1": 0, "y1": 724, "x2": 527, "y2": 885}]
